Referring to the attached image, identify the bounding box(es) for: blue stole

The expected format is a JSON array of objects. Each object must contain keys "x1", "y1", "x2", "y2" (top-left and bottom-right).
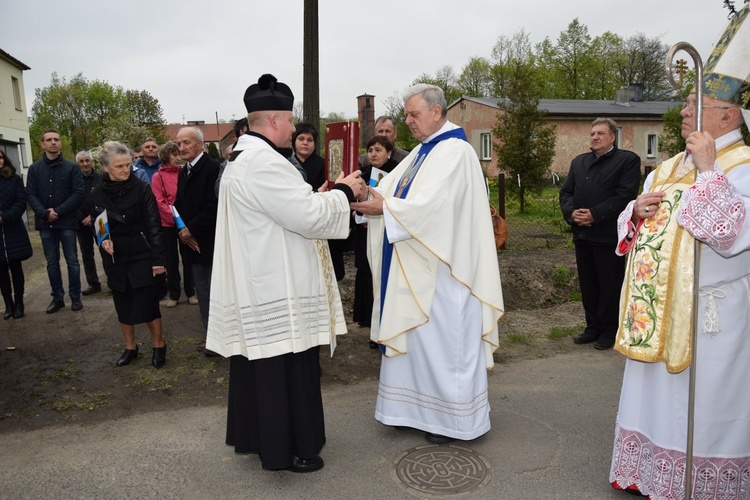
[{"x1": 377, "y1": 127, "x2": 468, "y2": 353}]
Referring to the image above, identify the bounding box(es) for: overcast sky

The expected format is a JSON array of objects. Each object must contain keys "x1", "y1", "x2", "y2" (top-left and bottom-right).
[{"x1": 4, "y1": 0, "x2": 736, "y2": 125}]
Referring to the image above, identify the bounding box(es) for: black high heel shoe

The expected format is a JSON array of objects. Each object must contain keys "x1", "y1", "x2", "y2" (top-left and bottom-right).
[
  {"x1": 116, "y1": 345, "x2": 139, "y2": 366},
  {"x1": 152, "y1": 343, "x2": 167, "y2": 368},
  {"x1": 3, "y1": 298, "x2": 14, "y2": 320}
]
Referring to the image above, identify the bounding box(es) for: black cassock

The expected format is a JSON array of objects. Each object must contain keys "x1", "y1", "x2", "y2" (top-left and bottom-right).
[{"x1": 226, "y1": 346, "x2": 326, "y2": 469}]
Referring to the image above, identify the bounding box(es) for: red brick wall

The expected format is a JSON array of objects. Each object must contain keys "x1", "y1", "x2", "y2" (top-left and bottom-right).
[{"x1": 448, "y1": 100, "x2": 669, "y2": 177}]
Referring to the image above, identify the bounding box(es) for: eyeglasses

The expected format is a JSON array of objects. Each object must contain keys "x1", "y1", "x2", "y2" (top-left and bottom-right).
[{"x1": 681, "y1": 102, "x2": 734, "y2": 113}]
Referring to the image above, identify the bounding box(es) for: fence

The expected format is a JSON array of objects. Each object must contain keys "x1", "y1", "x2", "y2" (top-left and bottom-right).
[{"x1": 494, "y1": 174, "x2": 572, "y2": 252}]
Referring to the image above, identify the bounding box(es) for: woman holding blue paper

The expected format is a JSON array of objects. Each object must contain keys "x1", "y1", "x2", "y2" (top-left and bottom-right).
[
  {"x1": 353, "y1": 136, "x2": 397, "y2": 338},
  {"x1": 91, "y1": 141, "x2": 168, "y2": 368},
  {"x1": 152, "y1": 142, "x2": 196, "y2": 308}
]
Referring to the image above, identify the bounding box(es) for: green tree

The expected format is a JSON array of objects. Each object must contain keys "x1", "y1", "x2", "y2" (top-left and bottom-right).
[
  {"x1": 553, "y1": 19, "x2": 594, "y2": 99},
  {"x1": 658, "y1": 105, "x2": 686, "y2": 158},
  {"x1": 413, "y1": 65, "x2": 461, "y2": 104},
  {"x1": 29, "y1": 73, "x2": 167, "y2": 160},
  {"x1": 206, "y1": 142, "x2": 220, "y2": 160},
  {"x1": 587, "y1": 32, "x2": 623, "y2": 99},
  {"x1": 490, "y1": 29, "x2": 533, "y2": 96},
  {"x1": 493, "y1": 62, "x2": 556, "y2": 211},
  {"x1": 615, "y1": 33, "x2": 676, "y2": 100},
  {"x1": 457, "y1": 57, "x2": 492, "y2": 97},
  {"x1": 382, "y1": 91, "x2": 418, "y2": 151}
]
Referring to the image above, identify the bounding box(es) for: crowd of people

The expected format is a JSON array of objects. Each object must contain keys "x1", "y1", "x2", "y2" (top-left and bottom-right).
[{"x1": 2, "y1": 7, "x2": 749, "y2": 494}]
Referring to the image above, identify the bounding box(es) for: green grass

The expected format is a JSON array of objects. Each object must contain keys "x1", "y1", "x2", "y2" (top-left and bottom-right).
[
  {"x1": 552, "y1": 266, "x2": 573, "y2": 286},
  {"x1": 132, "y1": 369, "x2": 179, "y2": 391},
  {"x1": 505, "y1": 333, "x2": 534, "y2": 345},
  {"x1": 52, "y1": 392, "x2": 110, "y2": 412},
  {"x1": 547, "y1": 326, "x2": 580, "y2": 341}
]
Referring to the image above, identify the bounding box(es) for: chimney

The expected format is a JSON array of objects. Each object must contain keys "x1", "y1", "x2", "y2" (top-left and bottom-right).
[
  {"x1": 615, "y1": 84, "x2": 644, "y2": 106},
  {"x1": 357, "y1": 94, "x2": 375, "y2": 149}
]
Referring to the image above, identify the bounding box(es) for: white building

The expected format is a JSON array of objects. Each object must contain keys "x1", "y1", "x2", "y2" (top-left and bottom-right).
[{"x1": 0, "y1": 48, "x2": 32, "y2": 181}]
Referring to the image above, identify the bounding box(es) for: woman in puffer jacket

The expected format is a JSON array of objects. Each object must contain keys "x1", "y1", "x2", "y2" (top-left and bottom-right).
[{"x1": 0, "y1": 150, "x2": 33, "y2": 319}]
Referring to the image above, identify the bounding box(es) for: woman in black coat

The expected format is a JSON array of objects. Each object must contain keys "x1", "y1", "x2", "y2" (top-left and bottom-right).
[
  {"x1": 0, "y1": 151, "x2": 32, "y2": 319},
  {"x1": 90, "y1": 142, "x2": 168, "y2": 368}
]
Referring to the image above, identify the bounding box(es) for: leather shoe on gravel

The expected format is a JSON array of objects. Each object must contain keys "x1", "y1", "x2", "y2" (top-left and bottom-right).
[
  {"x1": 152, "y1": 344, "x2": 167, "y2": 368},
  {"x1": 116, "y1": 346, "x2": 139, "y2": 366},
  {"x1": 595, "y1": 338, "x2": 615, "y2": 350},
  {"x1": 71, "y1": 298, "x2": 83, "y2": 311},
  {"x1": 81, "y1": 285, "x2": 101, "y2": 296},
  {"x1": 288, "y1": 456, "x2": 324, "y2": 473},
  {"x1": 46, "y1": 299, "x2": 65, "y2": 314},
  {"x1": 425, "y1": 432, "x2": 456, "y2": 444},
  {"x1": 573, "y1": 331, "x2": 599, "y2": 344}
]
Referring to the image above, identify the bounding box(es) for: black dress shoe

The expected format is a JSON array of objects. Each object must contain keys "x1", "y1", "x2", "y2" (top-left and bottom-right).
[
  {"x1": 595, "y1": 337, "x2": 615, "y2": 350},
  {"x1": 152, "y1": 344, "x2": 167, "y2": 368},
  {"x1": 81, "y1": 284, "x2": 101, "y2": 296},
  {"x1": 425, "y1": 432, "x2": 456, "y2": 444},
  {"x1": 573, "y1": 331, "x2": 599, "y2": 344},
  {"x1": 116, "y1": 346, "x2": 139, "y2": 366},
  {"x1": 12, "y1": 300, "x2": 24, "y2": 319},
  {"x1": 3, "y1": 300, "x2": 13, "y2": 320},
  {"x1": 71, "y1": 298, "x2": 83, "y2": 311},
  {"x1": 46, "y1": 299, "x2": 65, "y2": 314},
  {"x1": 369, "y1": 340, "x2": 379, "y2": 349},
  {"x1": 288, "y1": 456, "x2": 324, "y2": 473}
]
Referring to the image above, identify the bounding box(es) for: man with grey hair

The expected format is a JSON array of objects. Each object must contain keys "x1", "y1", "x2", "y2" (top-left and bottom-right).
[
  {"x1": 174, "y1": 126, "x2": 220, "y2": 350},
  {"x1": 352, "y1": 84, "x2": 504, "y2": 444},
  {"x1": 358, "y1": 115, "x2": 408, "y2": 168},
  {"x1": 75, "y1": 151, "x2": 102, "y2": 295},
  {"x1": 559, "y1": 117, "x2": 640, "y2": 350}
]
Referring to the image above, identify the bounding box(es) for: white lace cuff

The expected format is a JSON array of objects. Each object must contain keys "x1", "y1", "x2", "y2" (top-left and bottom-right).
[
  {"x1": 677, "y1": 170, "x2": 746, "y2": 250},
  {"x1": 616, "y1": 200, "x2": 637, "y2": 256}
]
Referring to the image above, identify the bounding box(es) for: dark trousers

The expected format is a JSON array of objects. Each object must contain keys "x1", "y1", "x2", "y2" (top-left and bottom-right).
[
  {"x1": 226, "y1": 347, "x2": 326, "y2": 469},
  {"x1": 77, "y1": 226, "x2": 100, "y2": 288},
  {"x1": 164, "y1": 227, "x2": 194, "y2": 300},
  {"x1": 575, "y1": 242, "x2": 626, "y2": 342},
  {"x1": 0, "y1": 260, "x2": 24, "y2": 302},
  {"x1": 40, "y1": 228, "x2": 81, "y2": 301},
  {"x1": 191, "y1": 264, "x2": 212, "y2": 330}
]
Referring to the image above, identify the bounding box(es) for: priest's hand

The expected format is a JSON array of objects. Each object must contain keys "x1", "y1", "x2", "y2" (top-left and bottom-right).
[
  {"x1": 335, "y1": 170, "x2": 368, "y2": 200},
  {"x1": 350, "y1": 188, "x2": 384, "y2": 216},
  {"x1": 686, "y1": 130, "x2": 717, "y2": 173}
]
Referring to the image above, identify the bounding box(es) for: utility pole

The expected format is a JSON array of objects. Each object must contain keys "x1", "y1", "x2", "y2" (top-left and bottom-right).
[{"x1": 303, "y1": 0, "x2": 320, "y2": 152}]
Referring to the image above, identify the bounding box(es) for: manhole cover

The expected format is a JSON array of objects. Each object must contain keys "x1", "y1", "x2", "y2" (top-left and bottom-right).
[{"x1": 391, "y1": 444, "x2": 493, "y2": 497}]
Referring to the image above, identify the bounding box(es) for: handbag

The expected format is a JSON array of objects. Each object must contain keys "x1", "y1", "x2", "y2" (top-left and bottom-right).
[{"x1": 489, "y1": 204, "x2": 507, "y2": 249}]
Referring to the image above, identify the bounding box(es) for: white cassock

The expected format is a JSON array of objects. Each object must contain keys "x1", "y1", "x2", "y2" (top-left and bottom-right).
[
  {"x1": 206, "y1": 133, "x2": 350, "y2": 359},
  {"x1": 367, "y1": 122, "x2": 504, "y2": 440},
  {"x1": 610, "y1": 130, "x2": 750, "y2": 498}
]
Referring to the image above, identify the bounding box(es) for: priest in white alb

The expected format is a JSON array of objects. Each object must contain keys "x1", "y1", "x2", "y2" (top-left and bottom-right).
[
  {"x1": 205, "y1": 74, "x2": 367, "y2": 473},
  {"x1": 351, "y1": 84, "x2": 504, "y2": 444},
  {"x1": 609, "y1": 7, "x2": 750, "y2": 498}
]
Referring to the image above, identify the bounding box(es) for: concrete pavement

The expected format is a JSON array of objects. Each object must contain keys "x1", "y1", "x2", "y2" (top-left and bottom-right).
[{"x1": 0, "y1": 349, "x2": 627, "y2": 499}]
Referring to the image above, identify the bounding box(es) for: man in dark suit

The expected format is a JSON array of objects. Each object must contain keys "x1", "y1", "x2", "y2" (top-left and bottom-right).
[
  {"x1": 174, "y1": 126, "x2": 220, "y2": 351},
  {"x1": 75, "y1": 151, "x2": 102, "y2": 296}
]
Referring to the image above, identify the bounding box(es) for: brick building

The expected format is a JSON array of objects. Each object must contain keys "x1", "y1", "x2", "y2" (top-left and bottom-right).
[{"x1": 446, "y1": 96, "x2": 679, "y2": 177}]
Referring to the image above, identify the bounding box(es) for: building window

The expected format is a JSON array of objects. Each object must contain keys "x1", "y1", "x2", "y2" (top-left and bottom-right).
[
  {"x1": 616, "y1": 127, "x2": 623, "y2": 148},
  {"x1": 480, "y1": 132, "x2": 492, "y2": 161},
  {"x1": 647, "y1": 134, "x2": 658, "y2": 158},
  {"x1": 11, "y1": 77, "x2": 22, "y2": 111}
]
